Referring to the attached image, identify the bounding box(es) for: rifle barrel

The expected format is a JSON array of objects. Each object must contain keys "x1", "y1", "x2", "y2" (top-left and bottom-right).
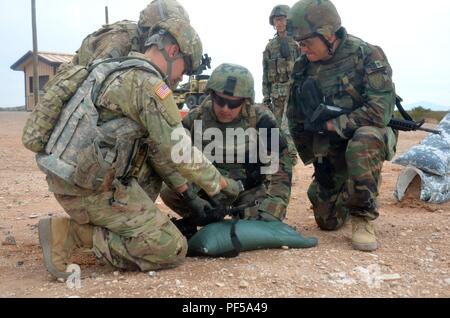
[{"x1": 419, "y1": 127, "x2": 442, "y2": 134}]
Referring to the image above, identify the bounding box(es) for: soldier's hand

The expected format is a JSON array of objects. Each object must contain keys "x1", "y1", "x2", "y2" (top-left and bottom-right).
[
  {"x1": 178, "y1": 187, "x2": 213, "y2": 218},
  {"x1": 214, "y1": 177, "x2": 244, "y2": 205},
  {"x1": 303, "y1": 119, "x2": 328, "y2": 134},
  {"x1": 194, "y1": 198, "x2": 226, "y2": 227}
]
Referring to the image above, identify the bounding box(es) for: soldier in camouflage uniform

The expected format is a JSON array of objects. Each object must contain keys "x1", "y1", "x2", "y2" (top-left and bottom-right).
[
  {"x1": 37, "y1": 19, "x2": 242, "y2": 279},
  {"x1": 287, "y1": 0, "x2": 398, "y2": 251},
  {"x1": 263, "y1": 5, "x2": 300, "y2": 164},
  {"x1": 161, "y1": 63, "x2": 294, "y2": 223},
  {"x1": 72, "y1": 0, "x2": 190, "y2": 69}
]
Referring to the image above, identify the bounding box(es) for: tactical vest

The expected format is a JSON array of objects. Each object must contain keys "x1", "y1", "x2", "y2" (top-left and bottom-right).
[
  {"x1": 189, "y1": 99, "x2": 261, "y2": 188},
  {"x1": 266, "y1": 36, "x2": 299, "y2": 93},
  {"x1": 292, "y1": 34, "x2": 389, "y2": 112},
  {"x1": 36, "y1": 57, "x2": 160, "y2": 191},
  {"x1": 291, "y1": 34, "x2": 392, "y2": 159}
]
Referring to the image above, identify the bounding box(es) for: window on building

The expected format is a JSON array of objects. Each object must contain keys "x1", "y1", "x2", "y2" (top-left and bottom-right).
[{"x1": 29, "y1": 75, "x2": 50, "y2": 94}]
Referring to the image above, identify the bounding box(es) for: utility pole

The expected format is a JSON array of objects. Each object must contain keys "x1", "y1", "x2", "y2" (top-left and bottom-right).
[
  {"x1": 105, "y1": 6, "x2": 109, "y2": 25},
  {"x1": 31, "y1": 0, "x2": 39, "y2": 108}
]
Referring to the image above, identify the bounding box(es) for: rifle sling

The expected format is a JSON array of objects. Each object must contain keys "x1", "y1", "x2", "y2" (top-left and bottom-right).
[
  {"x1": 341, "y1": 77, "x2": 415, "y2": 124},
  {"x1": 341, "y1": 76, "x2": 364, "y2": 105},
  {"x1": 395, "y1": 97, "x2": 414, "y2": 121}
]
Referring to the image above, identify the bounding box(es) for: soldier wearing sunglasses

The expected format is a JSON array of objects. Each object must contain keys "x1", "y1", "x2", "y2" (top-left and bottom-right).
[{"x1": 161, "y1": 63, "x2": 294, "y2": 224}]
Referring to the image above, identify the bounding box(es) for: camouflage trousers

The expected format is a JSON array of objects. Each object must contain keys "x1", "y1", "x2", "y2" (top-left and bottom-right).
[
  {"x1": 304, "y1": 127, "x2": 390, "y2": 231},
  {"x1": 54, "y1": 179, "x2": 187, "y2": 272},
  {"x1": 271, "y1": 96, "x2": 299, "y2": 165},
  {"x1": 160, "y1": 183, "x2": 267, "y2": 221}
]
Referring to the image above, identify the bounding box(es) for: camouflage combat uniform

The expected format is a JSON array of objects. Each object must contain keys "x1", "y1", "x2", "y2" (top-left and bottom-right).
[
  {"x1": 45, "y1": 53, "x2": 224, "y2": 272},
  {"x1": 287, "y1": 28, "x2": 398, "y2": 230},
  {"x1": 263, "y1": 36, "x2": 300, "y2": 125},
  {"x1": 161, "y1": 99, "x2": 293, "y2": 221},
  {"x1": 263, "y1": 24, "x2": 300, "y2": 163}
]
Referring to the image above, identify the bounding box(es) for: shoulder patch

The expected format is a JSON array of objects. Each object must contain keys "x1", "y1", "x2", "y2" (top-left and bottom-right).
[
  {"x1": 144, "y1": 77, "x2": 181, "y2": 127},
  {"x1": 155, "y1": 81, "x2": 172, "y2": 100}
]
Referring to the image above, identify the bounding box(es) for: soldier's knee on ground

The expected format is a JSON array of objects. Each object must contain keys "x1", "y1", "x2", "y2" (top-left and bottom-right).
[
  {"x1": 313, "y1": 203, "x2": 348, "y2": 231},
  {"x1": 308, "y1": 182, "x2": 349, "y2": 231},
  {"x1": 126, "y1": 221, "x2": 188, "y2": 271}
]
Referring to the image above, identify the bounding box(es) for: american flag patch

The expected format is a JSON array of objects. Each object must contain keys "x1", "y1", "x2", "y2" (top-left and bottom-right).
[{"x1": 155, "y1": 82, "x2": 172, "y2": 100}]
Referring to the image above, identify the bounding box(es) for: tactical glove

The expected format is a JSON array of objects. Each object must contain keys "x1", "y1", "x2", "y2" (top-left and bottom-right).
[
  {"x1": 303, "y1": 119, "x2": 328, "y2": 134},
  {"x1": 178, "y1": 187, "x2": 213, "y2": 220}
]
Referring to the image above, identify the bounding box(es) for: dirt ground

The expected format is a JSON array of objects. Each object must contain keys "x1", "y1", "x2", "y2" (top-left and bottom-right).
[{"x1": 0, "y1": 111, "x2": 449, "y2": 298}]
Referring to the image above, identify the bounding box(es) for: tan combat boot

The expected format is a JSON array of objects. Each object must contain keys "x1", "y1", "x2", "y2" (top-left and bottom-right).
[
  {"x1": 351, "y1": 217, "x2": 378, "y2": 252},
  {"x1": 38, "y1": 217, "x2": 94, "y2": 279}
]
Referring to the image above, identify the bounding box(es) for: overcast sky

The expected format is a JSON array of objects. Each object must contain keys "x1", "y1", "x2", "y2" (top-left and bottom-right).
[{"x1": 1, "y1": 0, "x2": 450, "y2": 108}]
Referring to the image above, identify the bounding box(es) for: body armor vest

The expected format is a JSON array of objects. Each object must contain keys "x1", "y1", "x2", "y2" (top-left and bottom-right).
[
  {"x1": 292, "y1": 35, "x2": 372, "y2": 112},
  {"x1": 36, "y1": 57, "x2": 160, "y2": 191},
  {"x1": 291, "y1": 34, "x2": 389, "y2": 159},
  {"x1": 191, "y1": 99, "x2": 262, "y2": 188},
  {"x1": 267, "y1": 36, "x2": 298, "y2": 86}
]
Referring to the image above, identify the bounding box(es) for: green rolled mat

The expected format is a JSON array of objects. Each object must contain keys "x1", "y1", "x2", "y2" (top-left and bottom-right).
[{"x1": 188, "y1": 220, "x2": 318, "y2": 257}]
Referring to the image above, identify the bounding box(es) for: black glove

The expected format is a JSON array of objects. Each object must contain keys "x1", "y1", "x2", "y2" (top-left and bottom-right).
[
  {"x1": 194, "y1": 198, "x2": 227, "y2": 226},
  {"x1": 300, "y1": 78, "x2": 323, "y2": 119},
  {"x1": 171, "y1": 218, "x2": 198, "y2": 240},
  {"x1": 303, "y1": 119, "x2": 328, "y2": 134},
  {"x1": 178, "y1": 187, "x2": 213, "y2": 221}
]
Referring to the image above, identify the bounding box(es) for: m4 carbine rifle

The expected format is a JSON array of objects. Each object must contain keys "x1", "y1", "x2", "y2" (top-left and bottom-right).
[{"x1": 300, "y1": 78, "x2": 441, "y2": 135}]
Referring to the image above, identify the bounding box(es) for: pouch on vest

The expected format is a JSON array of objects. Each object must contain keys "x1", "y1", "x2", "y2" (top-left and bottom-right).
[
  {"x1": 72, "y1": 139, "x2": 116, "y2": 191},
  {"x1": 277, "y1": 58, "x2": 289, "y2": 82},
  {"x1": 188, "y1": 220, "x2": 318, "y2": 258},
  {"x1": 22, "y1": 63, "x2": 89, "y2": 153},
  {"x1": 268, "y1": 59, "x2": 277, "y2": 82}
]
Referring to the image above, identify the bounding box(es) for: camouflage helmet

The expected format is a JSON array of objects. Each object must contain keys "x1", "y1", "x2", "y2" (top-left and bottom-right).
[
  {"x1": 206, "y1": 63, "x2": 255, "y2": 103},
  {"x1": 138, "y1": 0, "x2": 190, "y2": 32},
  {"x1": 287, "y1": 0, "x2": 341, "y2": 40},
  {"x1": 270, "y1": 5, "x2": 290, "y2": 26},
  {"x1": 146, "y1": 18, "x2": 203, "y2": 75}
]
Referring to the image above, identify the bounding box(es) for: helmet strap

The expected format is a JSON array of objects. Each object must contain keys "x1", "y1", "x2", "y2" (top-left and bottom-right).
[
  {"x1": 160, "y1": 47, "x2": 184, "y2": 83},
  {"x1": 161, "y1": 49, "x2": 174, "y2": 82},
  {"x1": 318, "y1": 34, "x2": 335, "y2": 56}
]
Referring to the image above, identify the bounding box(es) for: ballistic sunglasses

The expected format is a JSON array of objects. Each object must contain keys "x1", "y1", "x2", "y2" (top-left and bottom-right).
[{"x1": 212, "y1": 92, "x2": 244, "y2": 109}]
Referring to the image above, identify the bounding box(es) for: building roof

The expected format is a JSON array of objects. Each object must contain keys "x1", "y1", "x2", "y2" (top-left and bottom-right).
[{"x1": 10, "y1": 51, "x2": 74, "y2": 71}]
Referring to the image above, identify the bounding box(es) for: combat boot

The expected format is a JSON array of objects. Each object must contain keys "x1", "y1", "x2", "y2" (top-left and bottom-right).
[
  {"x1": 351, "y1": 217, "x2": 378, "y2": 252},
  {"x1": 38, "y1": 217, "x2": 94, "y2": 279}
]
